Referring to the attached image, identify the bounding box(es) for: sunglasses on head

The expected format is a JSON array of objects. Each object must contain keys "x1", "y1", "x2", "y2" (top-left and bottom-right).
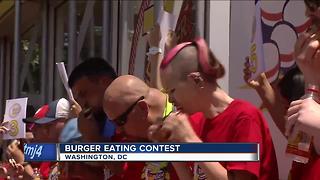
[{"x1": 113, "y1": 96, "x2": 145, "y2": 126}]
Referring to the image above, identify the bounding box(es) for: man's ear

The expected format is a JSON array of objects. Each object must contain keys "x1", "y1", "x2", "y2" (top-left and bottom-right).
[
  {"x1": 100, "y1": 76, "x2": 113, "y2": 87},
  {"x1": 187, "y1": 72, "x2": 205, "y2": 88},
  {"x1": 41, "y1": 125, "x2": 50, "y2": 136},
  {"x1": 137, "y1": 100, "x2": 149, "y2": 119}
]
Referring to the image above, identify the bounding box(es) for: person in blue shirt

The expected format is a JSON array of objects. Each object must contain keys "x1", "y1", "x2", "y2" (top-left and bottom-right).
[{"x1": 68, "y1": 57, "x2": 117, "y2": 142}]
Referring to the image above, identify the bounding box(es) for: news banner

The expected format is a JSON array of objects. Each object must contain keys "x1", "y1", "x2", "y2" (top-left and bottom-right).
[{"x1": 24, "y1": 143, "x2": 259, "y2": 162}]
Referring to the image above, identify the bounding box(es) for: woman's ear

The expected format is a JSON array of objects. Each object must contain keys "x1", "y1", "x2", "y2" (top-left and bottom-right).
[{"x1": 188, "y1": 72, "x2": 205, "y2": 89}]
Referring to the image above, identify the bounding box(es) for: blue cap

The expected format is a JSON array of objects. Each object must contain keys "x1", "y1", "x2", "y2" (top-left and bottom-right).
[{"x1": 59, "y1": 118, "x2": 82, "y2": 143}]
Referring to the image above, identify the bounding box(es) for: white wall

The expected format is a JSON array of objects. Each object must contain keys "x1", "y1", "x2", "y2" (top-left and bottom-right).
[{"x1": 207, "y1": 0, "x2": 230, "y2": 93}]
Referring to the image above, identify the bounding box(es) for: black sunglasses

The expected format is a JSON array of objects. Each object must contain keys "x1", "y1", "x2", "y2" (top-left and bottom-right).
[{"x1": 113, "y1": 96, "x2": 145, "y2": 126}]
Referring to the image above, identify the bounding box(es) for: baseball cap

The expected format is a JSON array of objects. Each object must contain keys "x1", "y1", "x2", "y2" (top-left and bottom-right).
[{"x1": 23, "y1": 98, "x2": 70, "y2": 124}]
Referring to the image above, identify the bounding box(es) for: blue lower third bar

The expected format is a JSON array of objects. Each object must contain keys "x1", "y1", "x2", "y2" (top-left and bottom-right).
[
  {"x1": 25, "y1": 143, "x2": 259, "y2": 162},
  {"x1": 24, "y1": 143, "x2": 57, "y2": 161}
]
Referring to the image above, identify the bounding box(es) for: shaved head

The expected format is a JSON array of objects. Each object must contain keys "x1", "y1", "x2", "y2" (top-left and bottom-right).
[
  {"x1": 104, "y1": 75, "x2": 149, "y2": 119},
  {"x1": 160, "y1": 39, "x2": 225, "y2": 114},
  {"x1": 103, "y1": 75, "x2": 166, "y2": 141},
  {"x1": 161, "y1": 44, "x2": 225, "y2": 87},
  {"x1": 165, "y1": 46, "x2": 199, "y2": 81}
]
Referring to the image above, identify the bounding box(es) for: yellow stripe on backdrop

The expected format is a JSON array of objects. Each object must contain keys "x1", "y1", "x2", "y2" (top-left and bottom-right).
[{"x1": 0, "y1": 0, "x2": 14, "y2": 19}]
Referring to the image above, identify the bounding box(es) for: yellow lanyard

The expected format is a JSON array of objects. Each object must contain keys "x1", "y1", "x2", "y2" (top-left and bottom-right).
[{"x1": 163, "y1": 94, "x2": 174, "y2": 118}]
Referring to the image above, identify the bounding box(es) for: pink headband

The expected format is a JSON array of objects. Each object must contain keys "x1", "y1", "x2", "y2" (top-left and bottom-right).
[{"x1": 160, "y1": 38, "x2": 216, "y2": 76}]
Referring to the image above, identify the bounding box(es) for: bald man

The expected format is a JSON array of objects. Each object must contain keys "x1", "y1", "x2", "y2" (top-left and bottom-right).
[
  {"x1": 104, "y1": 75, "x2": 187, "y2": 180},
  {"x1": 148, "y1": 38, "x2": 279, "y2": 180},
  {"x1": 104, "y1": 75, "x2": 174, "y2": 141}
]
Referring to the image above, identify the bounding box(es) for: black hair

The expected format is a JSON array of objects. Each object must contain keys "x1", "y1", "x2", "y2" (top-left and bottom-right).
[
  {"x1": 68, "y1": 57, "x2": 117, "y2": 88},
  {"x1": 304, "y1": 0, "x2": 320, "y2": 11},
  {"x1": 278, "y1": 66, "x2": 305, "y2": 103}
]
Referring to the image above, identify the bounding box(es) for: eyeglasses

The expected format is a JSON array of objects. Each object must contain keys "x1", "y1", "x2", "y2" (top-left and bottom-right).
[{"x1": 113, "y1": 96, "x2": 145, "y2": 126}]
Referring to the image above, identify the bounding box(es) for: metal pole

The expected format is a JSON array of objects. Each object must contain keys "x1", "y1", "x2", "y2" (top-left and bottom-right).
[
  {"x1": 5, "y1": 41, "x2": 11, "y2": 100},
  {"x1": 195, "y1": 0, "x2": 205, "y2": 37},
  {"x1": 0, "y1": 39, "x2": 4, "y2": 117},
  {"x1": 77, "y1": 0, "x2": 95, "y2": 59},
  {"x1": 41, "y1": 0, "x2": 48, "y2": 104},
  {"x1": 12, "y1": 0, "x2": 21, "y2": 98},
  {"x1": 68, "y1": 0, "x2": 77, "y2": 74},
  {"x1": 47, "y1": 2, "x2": 55, "y2": 101},
  {"x1": 102, "y1": 0, "x2": 109, "y2": 61},
  {"x1": 204, "y1": 0, "x2": 210, "y2": 41},
  {"x1": 89, "y1": 16, "x2": 95, "y2": 57}
]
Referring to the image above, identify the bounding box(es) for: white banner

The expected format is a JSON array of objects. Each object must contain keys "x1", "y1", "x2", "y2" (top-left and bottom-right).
[
  {"x1": 248, "y1": 1, "x2": 265, "y2": 80},
  {"x1": 3, "y1": 98, "x2": 28, "y2": 139},
  {"x1": 56, "y1": 62, "x2": 74, "y2": 101}
]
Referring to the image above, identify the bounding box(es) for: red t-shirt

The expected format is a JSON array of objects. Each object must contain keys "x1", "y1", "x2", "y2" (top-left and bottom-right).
[
  {"x1": 31, "y1": 162, "x2": 55, "y2": 179},
  {"x1": 188, "y1": 112, "x2": 206, "y2": 137},
  {"x1": 109, "y1": 135, "x2": 179, "y2": 180},
  {"x1": 110, "y1": 162, "x2": 179, "y2": 180},
  {"x1": 191, "y1": 100, "x2": 279, "y2": 180},
  {"x1": 106, "y1": 113, "x2": 206, "y2": 180},
  {"x1": 290, "y1": 151, "x2": 320, "y2": 180}
]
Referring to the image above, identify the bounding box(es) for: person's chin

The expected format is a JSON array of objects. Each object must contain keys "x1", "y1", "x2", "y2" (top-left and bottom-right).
[
  {"x1": 176, "y1": 106, "x2": 188, "y2": 113},
  {"x1": 177, "y1": 107, "x2": 193, "y2": 114}
]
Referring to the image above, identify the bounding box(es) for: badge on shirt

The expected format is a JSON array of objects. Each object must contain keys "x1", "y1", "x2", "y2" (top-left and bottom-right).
[
  {"x1": 142, "y1": 162, "x2": 170, "y2": 180},
  {"x1": 49, "y1": 163, "x2": 60, "y2": 180},
  {"x1": 193, "y1": 163, "x2": 207, "y2": 180}
]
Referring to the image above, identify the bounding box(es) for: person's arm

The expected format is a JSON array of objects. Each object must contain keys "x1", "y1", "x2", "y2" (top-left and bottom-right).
[
  {"x1": 78, "y1": 108, "x2": 105, "y2": 142},
  {"x1": 243, "y1": 58, "x2": 287, "y2": 135},
  {"x1": 0, "y1": 121, "x2": 9, "y2": 139},
  {"x1": 286, "y1": 99, "x2": 320, "y2": 140},
  {"x1": 286, "y1": 99, "x2": 320, "y2": 154},
  {"x1": 148, "y1": 113, "x2": 259, "y2": 180},
  {"x1": 104, "y1": 162, "x2": 126, "y2": 176},
  {"x1": 21, "y1": 163, "x2": 34, "y2": 179},
  {"x1": 147, "y1": 24, "x2": 163, "y2": 89},
  {"x1": 6, "y1": 140, "x2": 24, "y2": 164},
  {"x1": 294, "y1": 31, "x2": 320, "y2": 85},
  {"x1": 147, "y1": 25, "x2": 177, "y2": 90},
  {"x1": 254, "y1": 75, "x2": 287, "y2": 134},
  {"x1": 149, "y1": 53, "x2": 163, "y2": 89},
  {"x1": 0, "y1": 166, "x2": 7, "y2": 178},
  {"x1": 69, "y1": 99, "x2": 82, "y2": 118},
  {"x1": 194, "y1": 162, "x2": 257, "y2": 180},
  {"x1": 171, "y1": 162, "x2": 193, "y2": 180},
  {"x1": 171, "y1": 151, "x2": 230, "y2": 180},
  {"x1": 172, "y1": 143, "x2": 256, "y2": 179}
]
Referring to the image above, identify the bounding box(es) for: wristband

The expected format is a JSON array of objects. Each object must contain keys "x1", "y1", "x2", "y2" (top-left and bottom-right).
[{"x1": 147, "y1": 47, "x2": 162, "y2": 56}]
